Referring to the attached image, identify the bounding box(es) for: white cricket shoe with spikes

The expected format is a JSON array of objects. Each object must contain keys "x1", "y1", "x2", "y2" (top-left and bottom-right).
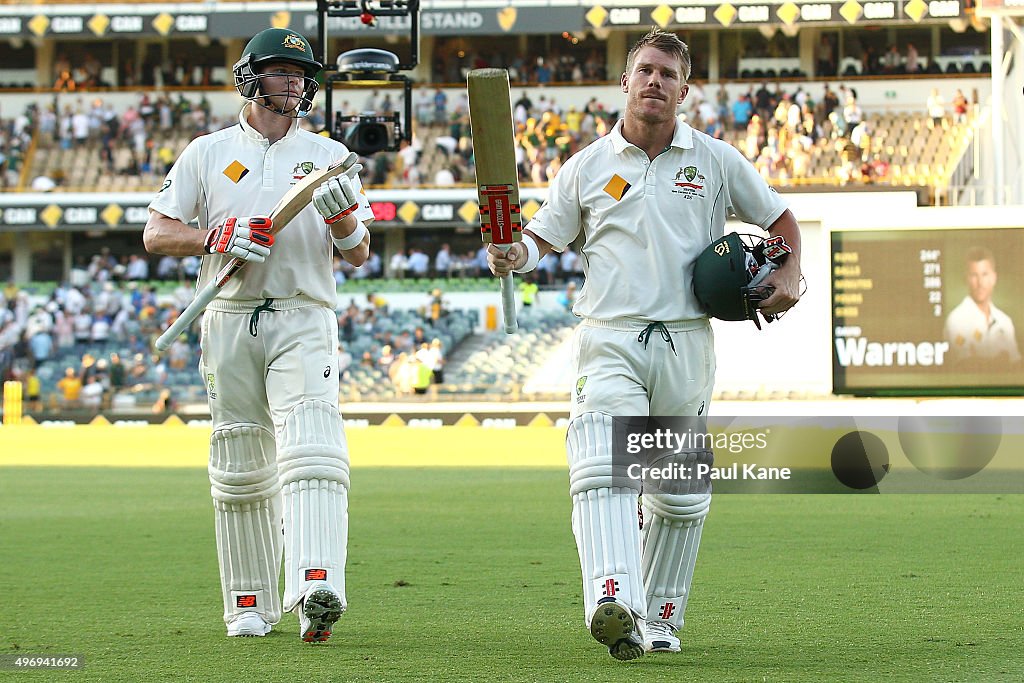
[
  {"x1": 299, "y1": 581, "x2": 345, "y2": 643},
  {"x1": 589, "y1": 597, "x2": 644, "y2": 661},
  {"x1": 227, "y1": 612, "x2": 271, "y2": 637},
  {"x1": 644, "y1": 620, "x2": 681, "y2": 653}
]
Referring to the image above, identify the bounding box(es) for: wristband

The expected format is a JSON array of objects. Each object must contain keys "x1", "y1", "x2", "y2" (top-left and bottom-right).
[
  {"x1": 332, "y1": 220, "x2": 368, "y2": 251},
  {"x1": 513, "y1": 233, "x2": 540, "y2": 273}
]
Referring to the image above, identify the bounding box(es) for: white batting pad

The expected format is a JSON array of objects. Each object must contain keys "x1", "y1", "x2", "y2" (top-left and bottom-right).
[
  {"x1": 209, "y1": 424, "x2": 283, "y2": 626},
  {"x1": 641, "y1": 490, "x2": 711, "y2": 630},
  {"x1": 567, "y1": 413, "x2": 645, "y2": 626},
  {"x1": 278, "y1": 400, "x2": 350, "y2": 613}
]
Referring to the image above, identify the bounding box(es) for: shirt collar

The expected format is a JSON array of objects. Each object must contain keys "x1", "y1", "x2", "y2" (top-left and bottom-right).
[
  {"x1": 671, "y1": 119, "x2": 694, "y2": 149},
  {"x1": 238, "y1": 102, "x2": 300, "y2": 143},
  {"x1": 967, "y1": 296, "x2": 1005, "y2": 322},
  {"x1": 609, "y1": 117, "x2": 694, "y2": 155}
]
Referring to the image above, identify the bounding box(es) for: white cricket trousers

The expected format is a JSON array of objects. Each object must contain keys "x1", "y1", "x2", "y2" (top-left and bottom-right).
[
  {"x1": 570, "y1": 318, "x2": 715, "y2": 419},
  {"x1": 199, "y1": 296, "x2": 340, "y2": 429}
]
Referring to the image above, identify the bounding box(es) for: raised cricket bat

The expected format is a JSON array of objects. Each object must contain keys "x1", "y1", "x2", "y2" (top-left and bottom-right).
[
  {"x1": 154, "y1": 152, "x2": 359, "y2": 351},
  {"x1": 468, "y1": 68, "x2": 522, "y2": 334}
]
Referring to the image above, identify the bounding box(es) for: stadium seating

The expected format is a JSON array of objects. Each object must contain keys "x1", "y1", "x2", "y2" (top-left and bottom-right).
[
  {"x1": 443, "y1": 308, "x2": 576, "y2": 396},
  {"x1": 8, "y1": 85, "x2": 977, "y2": 197},
  {"x1": 339, "y1": 306, "x2": 477, "y2": 402},
  {"x1": 4, "y1": 277, "x2": 493, "y2": 409},
  {"x1": 26, "y1": 128, "x2": 190, "y2": 192},
  {"x1": 719, "y1": 110, "x2": 973, "y2": 190}
]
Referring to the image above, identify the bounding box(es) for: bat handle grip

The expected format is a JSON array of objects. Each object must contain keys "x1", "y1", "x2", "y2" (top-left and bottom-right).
[
  {"x1": 154, "y1": 280, "x2": 219, "y2": 351},
  {"x1": 154, "y1": 257, "x2": 243, "y2": 351},
  {"x1": 500, "y1": 273, "x2": 517, "y2": 334},
  {"x1": 497, "y1": 245, "x2": 518, "y2": 334}
]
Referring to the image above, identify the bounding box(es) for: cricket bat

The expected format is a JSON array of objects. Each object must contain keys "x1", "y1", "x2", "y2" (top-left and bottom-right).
[
  {"x1": 154, "y1": 153, "x2": 359, "y2": 352},
  {"x1": 468, "y1": 68, "x2": 522, "y2": 334}
]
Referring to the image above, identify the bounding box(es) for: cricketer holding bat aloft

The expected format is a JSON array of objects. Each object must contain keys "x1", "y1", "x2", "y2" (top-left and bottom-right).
[
  {"x1": 488, "y1": 28, "x2": 801, "y2": 660},
  {"x1": 143, "y1": 28, "x2": 374, "y2": 643}
]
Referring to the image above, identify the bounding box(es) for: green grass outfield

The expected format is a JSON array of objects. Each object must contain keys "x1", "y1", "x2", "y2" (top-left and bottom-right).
[{"x1": 1, "y1": 467, "x2": 1022, "y2": 682}]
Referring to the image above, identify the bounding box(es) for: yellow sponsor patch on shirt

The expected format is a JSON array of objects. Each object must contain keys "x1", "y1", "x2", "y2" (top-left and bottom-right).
[
  {"x1": 603, "y1": 174, "x2": 631, "y2": 201},
  {"x1": 223, "y1": 160, "x2": 250, "y2": 183}
]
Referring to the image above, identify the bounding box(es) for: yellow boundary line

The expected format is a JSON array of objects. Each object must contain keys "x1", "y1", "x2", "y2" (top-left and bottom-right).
[
  {"x1": 0, "y1": 425, "x2": 567, "y2": 468},
  {"x1": 7, "y1": 422, "x2": 1020, "y2": 473}
]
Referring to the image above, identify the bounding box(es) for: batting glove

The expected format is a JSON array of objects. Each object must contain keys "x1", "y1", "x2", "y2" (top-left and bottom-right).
[
  {"x1": 312, "y1": 161, "x2": 364, "y2": 224},
  {"x1": 205, "y1": 216, "x2": 274, "y2": 263}
]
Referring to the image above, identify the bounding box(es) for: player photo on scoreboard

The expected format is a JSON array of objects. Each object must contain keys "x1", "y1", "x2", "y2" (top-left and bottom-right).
[{"x1": 831, "y1": 227, "x2": 1024, "y2": 395}]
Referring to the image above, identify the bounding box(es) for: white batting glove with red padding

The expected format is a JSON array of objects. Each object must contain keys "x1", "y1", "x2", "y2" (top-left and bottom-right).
[
  {"x1": 312, "y1": 161, "x2": 364, "y2": 224},
  {"x1": 205, "y1": 216, "x2": 274, "y2": 263}
]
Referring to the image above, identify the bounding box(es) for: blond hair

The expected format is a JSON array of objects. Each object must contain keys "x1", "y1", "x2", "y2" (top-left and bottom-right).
[
  {"x1": 965, "y1": 246, "x2": 995, "y2": 270},
  {"x1": 625, "y1": 28, "x2": 691, "y2": 82}
]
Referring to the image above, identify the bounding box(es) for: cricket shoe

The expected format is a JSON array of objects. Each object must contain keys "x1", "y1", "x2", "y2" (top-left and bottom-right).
[
  {"x1": 589, "y1": 597, "x2": 644, "y2": 661},
  {"x1": 644, "y1": 621, "x2": 681, "y2": 653},
  {"x1": 299, "y1": 581, "x2": 345, "y2": 643},
  {"x1": 227, "y1": 612, "x2": 271, "y2": 637}
]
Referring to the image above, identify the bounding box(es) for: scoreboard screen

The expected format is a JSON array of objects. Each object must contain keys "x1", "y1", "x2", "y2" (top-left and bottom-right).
[{"x1": 831, "y1": 228, "x2": 1024, "y2": 395}]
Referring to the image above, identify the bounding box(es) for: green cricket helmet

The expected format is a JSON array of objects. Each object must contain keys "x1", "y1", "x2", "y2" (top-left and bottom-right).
[
  {"x1": 692, "y1": 232, "x2": 792, "y2": 329},
  {"x1": 233, "y1": 28, "x2": 323, "y2": 118}
]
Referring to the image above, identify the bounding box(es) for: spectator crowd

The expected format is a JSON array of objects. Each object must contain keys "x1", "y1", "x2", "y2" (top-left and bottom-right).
[
  {"x1": 0, "y1": 248, "x2": 489, "y2": 412},
  {"x1": 6, "y1": 72, "x2": 974, "y2": 195}
]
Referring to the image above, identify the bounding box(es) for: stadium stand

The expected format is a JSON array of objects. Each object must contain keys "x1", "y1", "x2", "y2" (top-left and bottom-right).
[
  {"x1": 0, "y1": 278, "x2": 491, "y2": 410},
  {"x1": 0, "y1": 7, "x2": 1010, "y2": 411},
  {"x1": 8, "y1": 83, "x2": 976, "y2": 197},
  {"x1": 0, "y1": 78, "x2": 985, "y2": 411},
  {"x1": 443, "y1": 308, "x2": 577, "y2": 397}
]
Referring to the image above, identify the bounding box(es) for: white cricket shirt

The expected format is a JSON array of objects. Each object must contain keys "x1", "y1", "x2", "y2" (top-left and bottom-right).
[
  {"x1": 943, "y1": 296, "x2": 1021, "y2": 363},
  {"x1": 149, "y1": 103, "x2": 374, "y2": 308},
  {"x1": 528, "y1": 119, "x2": 788, "y2": 322}
]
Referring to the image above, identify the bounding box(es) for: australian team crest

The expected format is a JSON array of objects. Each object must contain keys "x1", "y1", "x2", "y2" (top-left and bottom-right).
[
  {"x1": 292, "y1": 161, "x2": 318, "y2": 182},
  {"x1": 672, "y1": 165, "x2": 706, "y2": 200},
  {"x1": 576, "y1": 376, "x2": 587, "y2": 404},
  {"x1": 283, "y1": 34, "x2": 308, "y2": 52}
]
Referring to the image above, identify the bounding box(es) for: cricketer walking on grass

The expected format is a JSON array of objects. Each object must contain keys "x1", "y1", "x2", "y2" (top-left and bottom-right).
[
  {"x1": 487, "y1": 28, "x2": 802, "y2": 660},
  {"x1": 143, "y1": 28, "x2": 375, "y2": 643}
]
